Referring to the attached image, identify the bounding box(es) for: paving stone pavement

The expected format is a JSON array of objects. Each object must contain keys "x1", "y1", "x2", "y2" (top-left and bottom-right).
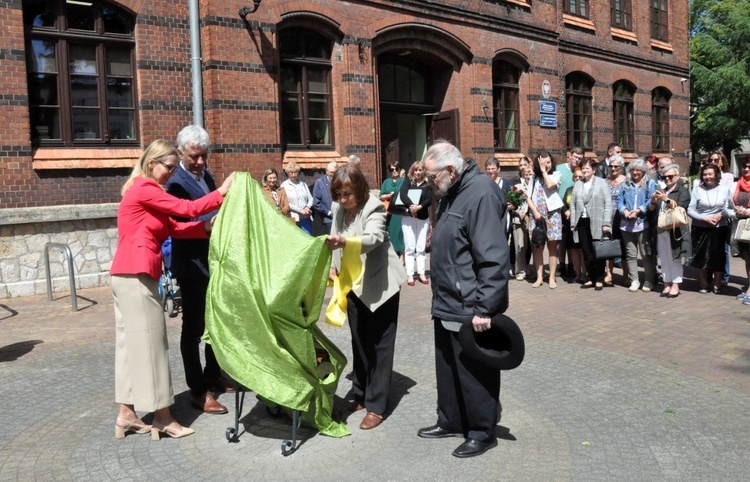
[{"x1": 1, "y1": 258, "x2": 749, "y2": 481}]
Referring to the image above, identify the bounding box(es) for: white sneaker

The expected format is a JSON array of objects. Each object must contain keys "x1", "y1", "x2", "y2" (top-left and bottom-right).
[
  {"x1": 629, "y1": 281, "x2": 640, "y2": 292},
  {"x1": 642, "y1": 282, "x2": 653, "y2": 293}
]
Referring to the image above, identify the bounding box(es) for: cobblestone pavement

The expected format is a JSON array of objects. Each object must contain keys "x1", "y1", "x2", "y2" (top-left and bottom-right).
[{"x1": 1, "y1": 258, "x2": 749, "y2": 481}]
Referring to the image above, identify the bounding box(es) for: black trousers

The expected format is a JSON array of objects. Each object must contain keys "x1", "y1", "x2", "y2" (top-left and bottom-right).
[
  {"x1": 577, "y1": 218, "x2": 606, "y2": 282},
  {"x1": 434, "y1": 317, "x2": 500, "y2": 442},
  {"x1": 346, "y1": 291, "x2": 400, "y2": 415},
  {"x1": 178, "y1": 276, "x2": 220, "y2": 395}
]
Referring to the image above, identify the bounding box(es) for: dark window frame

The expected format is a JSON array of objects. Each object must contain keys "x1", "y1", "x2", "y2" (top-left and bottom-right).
[
  {"x1": 492, "y1": 60, "x2": 520, "y2": 152},
  {"x1": 564, "y1": 0, "x2": 590, "y2": 18},
  {"x1": 652, "y1": 88, "x2": 671, "y2": 152},
  {"x1": 613, "y1": 81, "x2": 635, "y2": 152},
  {"x1": 278, "y1": 28, "x2": 335, "y2": 150},
  {"x1": 23, "y1": 0, "x2": 138, "y2": 147},
  {"x1": 651, "y1": 0, "x2": 669, "y2": 42},
  {"x1": 566, "y1": 73, "x2": 593, "y2": 151},
  {"x1": 611, "y1": 0, "x2": 633, "y2": 30}
]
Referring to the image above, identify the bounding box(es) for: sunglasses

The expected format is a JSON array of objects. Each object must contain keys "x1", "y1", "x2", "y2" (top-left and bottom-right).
[
  {"x1": 389, "y1": 167, "x2": 398, "y2": 172},
  {"x1": 158, "y1": 161, "x2": 178, "y2": 173},
  {"x1": 663, "y1": 174, "x2": 678, "y2": 181},
  {"x1": 743, "y1": 165, "x2": 750, "y2": 170}
]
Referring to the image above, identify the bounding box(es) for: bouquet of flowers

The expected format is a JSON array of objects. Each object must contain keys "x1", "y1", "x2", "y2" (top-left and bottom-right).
[{"x1": 504, "y1": 186, "x2": 525, "y2": 207}]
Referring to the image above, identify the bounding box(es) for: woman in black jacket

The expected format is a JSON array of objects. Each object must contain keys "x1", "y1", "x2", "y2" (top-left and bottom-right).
[
  {"x1": 391, "y1": 161, "x2": 432, "y2": 285},
  {"x1": 648, "y1": 163, "x2": 690, "y2": 298}
]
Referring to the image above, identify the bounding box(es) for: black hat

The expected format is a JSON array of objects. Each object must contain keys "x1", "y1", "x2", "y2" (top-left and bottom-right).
[{"x1": 458, "y1": 314, "x2": 525, "y2": 370}]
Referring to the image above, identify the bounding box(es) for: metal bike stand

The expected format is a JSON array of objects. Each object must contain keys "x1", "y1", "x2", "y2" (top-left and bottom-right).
[{"x1": 43, "y1": 242, "x2": 78, "y2": 311}]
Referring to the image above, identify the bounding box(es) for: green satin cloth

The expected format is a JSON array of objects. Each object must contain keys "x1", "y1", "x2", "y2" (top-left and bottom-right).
[{"x1": 204, "y1": 172, "x2": 350, "y2": 437}]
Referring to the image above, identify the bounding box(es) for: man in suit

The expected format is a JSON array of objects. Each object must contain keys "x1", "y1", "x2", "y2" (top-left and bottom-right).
[
  {"x1": 418, "y1": 141, "x2": 509, "y2": 458},
  {"x1": 312, "y1": 161, "x2": 338, "y2": 234},
  {"x1": 595, "y1": 142, "x2": 621, "y2": 179},
  {"x1": 166, "y1": 125, "x2": 229, "y2": 414}
]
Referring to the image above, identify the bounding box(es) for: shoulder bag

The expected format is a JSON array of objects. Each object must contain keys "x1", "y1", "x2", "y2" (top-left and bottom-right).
[
  {"x1": 733, "y1": 218, "x2": 750, "y2": 244},
  {"x1": 657, "y1": 199, "x2": 688, "y2": 231}
]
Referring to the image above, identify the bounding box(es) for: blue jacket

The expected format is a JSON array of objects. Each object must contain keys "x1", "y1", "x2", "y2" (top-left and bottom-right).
[
  {"x1": 617, "y1": 179, "x2": 656, "y2": 219},
  {"x1": 312, "y1": 175, "x2": 333, "y2": 224}
]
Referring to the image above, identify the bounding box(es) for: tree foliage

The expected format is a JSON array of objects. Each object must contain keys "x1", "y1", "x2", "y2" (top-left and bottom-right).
[{"x1": 690, "y1": 0, "x2": 750, "y2": 154}]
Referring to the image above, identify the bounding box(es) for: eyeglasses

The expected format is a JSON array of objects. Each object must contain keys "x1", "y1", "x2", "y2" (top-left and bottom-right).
[
  {"x1": 663, "y1": 174, "x2": 678, "y2": 181},
  {"x1": 159, "y1": 161, "x2": 177, "y2": 173},
  {"x1": 425, "y1": 169, "x2": 444, "y2": 183},
  {"x1": 610, "y1": 165, "x2": 622, "y2": 170}
]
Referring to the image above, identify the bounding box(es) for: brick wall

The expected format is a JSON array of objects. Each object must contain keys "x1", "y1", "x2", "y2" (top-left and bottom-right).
[{"x1": 0, "y1": 0, "x2": 690, "y2": 208}]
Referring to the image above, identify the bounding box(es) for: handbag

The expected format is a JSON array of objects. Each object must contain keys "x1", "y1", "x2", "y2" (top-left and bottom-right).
[
  {"x1": 657, "y1": 199, "x2": 688, "y2": 231},
  {"x1": 733, "y1": 218, "x2": 750, "y2": 244},
  {"x1": 531, "y1": 219, "x2": 547, "y2": 246},
  {"x1": 593, "y1": 235, "x2": 621, "y2": 260}
]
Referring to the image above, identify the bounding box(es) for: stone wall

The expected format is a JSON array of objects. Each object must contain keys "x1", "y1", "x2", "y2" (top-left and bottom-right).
[{"x1": 0, "y1": 204, "x2": 118, "y2": 298}]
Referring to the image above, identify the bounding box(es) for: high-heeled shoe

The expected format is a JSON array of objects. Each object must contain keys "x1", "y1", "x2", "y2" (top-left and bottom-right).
[
  {"x1": 150, "y1": 421, "x2": 195, "y2": 441},
  {"x1": 115, "y1": 418, "x2": 151, "y2": 439}
]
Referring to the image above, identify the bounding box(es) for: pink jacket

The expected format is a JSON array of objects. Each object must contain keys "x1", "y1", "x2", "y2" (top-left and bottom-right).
[{"x1": 110, "y1": 177, "x2": 223, "y2": 280}]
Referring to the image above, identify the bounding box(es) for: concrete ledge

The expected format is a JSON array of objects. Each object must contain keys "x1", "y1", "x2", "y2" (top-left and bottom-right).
[{"x1": 0, "y1": 204, "x2": 119, "y2": 226}]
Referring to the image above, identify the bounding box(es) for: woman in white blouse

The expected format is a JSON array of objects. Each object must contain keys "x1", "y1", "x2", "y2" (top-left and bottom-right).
[
  {"x1": 688, "y1": 163, "x2": 734, "y2": 294},
  {"x1": 281, "y1": 161, "x2": 314, "y2": 234}
]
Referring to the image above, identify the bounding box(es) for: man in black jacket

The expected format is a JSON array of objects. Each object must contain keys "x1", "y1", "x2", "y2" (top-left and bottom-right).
[
  {"x1": 418, "y1": 140, "x2": 509, "y2": 458},
  {"x1": 166, "y1": 125, "x2": 229, "y2": 415}
]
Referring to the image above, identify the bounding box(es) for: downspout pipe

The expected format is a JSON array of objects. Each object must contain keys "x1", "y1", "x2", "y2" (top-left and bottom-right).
[{"x1": 189, "y1": 0, "x2": 203, "y2": 127}]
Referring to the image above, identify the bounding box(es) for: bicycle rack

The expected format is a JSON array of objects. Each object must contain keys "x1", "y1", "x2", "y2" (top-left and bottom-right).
[{"x1": 44, "y1": 242, "x2": 78, "y2": 311}]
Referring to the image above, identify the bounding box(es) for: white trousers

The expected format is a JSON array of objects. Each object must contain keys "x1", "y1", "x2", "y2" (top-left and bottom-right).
[
  {"x1": 402, "y1": 216, "x2": 429, "y2": 276},
  {"x1": 657, "y1": 230, "x2": 683, "y2": 283},
  {"x1": 113, "y1": 274, "x2": 174, "y2": 412}
]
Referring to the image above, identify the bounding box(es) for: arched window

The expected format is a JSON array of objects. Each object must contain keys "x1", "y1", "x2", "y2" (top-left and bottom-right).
[
  {"x1": 23, "y1": 0, "x2": 137, "y2": 146},
  {"x1": 613, "y1": 81, "x2": 635, "y2": 151},
  {"x1": 652, "y1": 88, "x2": 671, "y2": 152},
  {"x1": 492, "y1": 61, "x2": 520, "y2": 151},
  {"x1": 566, "y1": 73, "x2": 593, "y2": 150},
  {"x1": 279, "y1": 28, "x2": 334, "y2": 149}
]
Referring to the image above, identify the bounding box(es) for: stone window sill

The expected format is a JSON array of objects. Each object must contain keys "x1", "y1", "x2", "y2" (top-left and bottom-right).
[
  {"x1": 650, "y1": 39, "x2": 673, "y2": 52},
  {"x1": 32, "y1": 148, "x2": 142, "y2": 169},
  {"x1": 563, "y1": 13, "x2": 595, "y2": 32},
  {"x1": 611, "y1": 27, "x2": 637, "y2": 43},
  {"x1": 283, "y1": 150, "x2": 345, "y2": 169}
]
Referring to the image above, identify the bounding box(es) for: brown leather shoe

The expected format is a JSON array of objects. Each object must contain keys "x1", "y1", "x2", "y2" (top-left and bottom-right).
[
  {"x1": 359, "y1": 412, "x2": 383, "y2": 430},
  {"x1": 191, "y1": 392, "x2": 228, "y2": 414},
  {"x1": 207, "y1": 376, "x2": 235, "y2": 393}
]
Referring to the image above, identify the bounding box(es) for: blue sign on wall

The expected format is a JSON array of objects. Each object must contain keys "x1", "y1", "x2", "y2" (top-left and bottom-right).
[
  {"x1": 539, "y1": 101, "x2": 557, "y2": 114},
  {"x1": 540, "y1": 114, "x2": 557, "y2": 128}
]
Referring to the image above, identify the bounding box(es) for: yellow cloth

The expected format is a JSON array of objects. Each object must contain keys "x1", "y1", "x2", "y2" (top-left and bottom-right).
[{"x1": 325, "y1": 237, "x2": 363, "y2": 326}]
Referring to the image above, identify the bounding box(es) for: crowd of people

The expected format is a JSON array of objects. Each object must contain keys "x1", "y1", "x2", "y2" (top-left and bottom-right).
[
  {"x1": 110, "y1": 128, "x2": 748, "y2": 460},
  {"x1": 505, "y1": 145, "x2": 750, "y2": 301}
]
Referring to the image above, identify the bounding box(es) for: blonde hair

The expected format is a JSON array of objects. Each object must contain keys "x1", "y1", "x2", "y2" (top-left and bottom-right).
[
  {"x1": 408, "y1": 160, "x2": 425, "y2": 181},
  {"x1": 284, "y1": 161, "x2": 300, "y2": 174},
  {"x1": 121, "y1": 140, "x2": 177, "y2": 195}
]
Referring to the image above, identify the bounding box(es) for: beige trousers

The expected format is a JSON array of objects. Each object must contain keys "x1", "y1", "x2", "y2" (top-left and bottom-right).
[{"x1": 113, "y1": 274, "x2": 174, "y2": 412}]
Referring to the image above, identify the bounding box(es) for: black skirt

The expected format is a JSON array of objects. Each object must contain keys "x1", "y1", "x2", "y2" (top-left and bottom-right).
[{"x1": 690, "y1": 225, "x2": 729, "y2": 272}]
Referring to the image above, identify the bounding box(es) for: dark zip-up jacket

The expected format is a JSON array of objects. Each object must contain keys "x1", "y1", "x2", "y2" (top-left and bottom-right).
[{"x1": 430, "y1": 160, "x2": 509, "y2": 322}]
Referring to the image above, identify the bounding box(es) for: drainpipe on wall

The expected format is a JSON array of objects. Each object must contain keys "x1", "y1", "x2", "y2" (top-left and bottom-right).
[{"x1": 189, "y1": 0, "x2": 203, "y2": 127}]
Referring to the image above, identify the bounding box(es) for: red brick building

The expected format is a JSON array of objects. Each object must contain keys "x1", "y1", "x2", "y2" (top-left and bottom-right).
[
  {"x1": 1, "y1": 0, "x2": 689, "y2": 208},
  {"x1": 0, "y1": 0, "x2": 688, "y2": 293}
]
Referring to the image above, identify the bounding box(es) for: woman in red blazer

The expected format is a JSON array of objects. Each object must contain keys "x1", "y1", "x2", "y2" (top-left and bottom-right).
[{"x1": 111, "y1": 139, "x2": 233, "y2": 440}]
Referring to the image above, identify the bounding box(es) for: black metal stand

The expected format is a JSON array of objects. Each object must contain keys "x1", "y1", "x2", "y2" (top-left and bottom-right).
[{"x1": 225, "y1": 386, "x2": 300, "y2": 456}]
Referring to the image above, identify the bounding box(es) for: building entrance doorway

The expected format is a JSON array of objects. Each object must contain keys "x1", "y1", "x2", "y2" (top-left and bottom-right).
[{"x1": 377, "y1": 54, "x2": 457, "y2": 179}]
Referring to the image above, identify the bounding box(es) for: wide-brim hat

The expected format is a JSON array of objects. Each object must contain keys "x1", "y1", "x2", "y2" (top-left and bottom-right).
[{"x1": 458, "y1": 314, "x2": 525, "y2": 370}]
